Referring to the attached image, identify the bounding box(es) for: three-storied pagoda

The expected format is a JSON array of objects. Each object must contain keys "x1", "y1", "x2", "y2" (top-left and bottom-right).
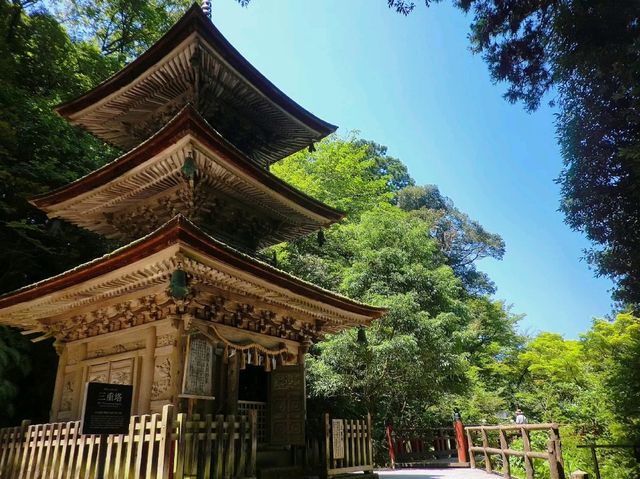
[{"x1": 0, "y1": 1, "x2": 384, "y2": 453}]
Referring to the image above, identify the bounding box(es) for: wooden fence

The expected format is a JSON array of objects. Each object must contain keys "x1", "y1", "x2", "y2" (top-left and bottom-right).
[
  {"x1": 305, "y1": 414, "x2": 374, "y2": 478},
  {"x1": 0, "y1": 405, "x2": 256, "y2": 479},
  {"x1": 466, "y1": 423, "x2": 565, "y2": 479},
  {"x1": 385, "y1": 426, "x2": 458, "y2": 467}
]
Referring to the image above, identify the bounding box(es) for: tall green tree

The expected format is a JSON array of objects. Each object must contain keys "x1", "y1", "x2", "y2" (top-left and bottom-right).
[
  {"x1": 398, "y1": 185, "x2": 505, "y2": 294},
  {"x1": 0, "y1": 0, "x2": 120, "y2": 423},
  {"x1": 455, "y1": 0, "x2": 640, "y2": 307},
  {"x1": 50, "y1": 0, "x2": 191, "y2": 58},
  {"x1": 270, "y1": 134, "x2": 519, "y2": 435}
]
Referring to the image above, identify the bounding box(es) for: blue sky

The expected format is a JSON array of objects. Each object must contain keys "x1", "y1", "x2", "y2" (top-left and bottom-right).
[{"x1": 212, "y1": 0, "x2": 614, "y2": 338}]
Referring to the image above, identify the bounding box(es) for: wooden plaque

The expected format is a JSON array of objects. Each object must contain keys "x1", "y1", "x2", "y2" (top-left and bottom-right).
[
  {"x1": 332, "y1": 419, "x2": 345, "y2": 459},
  {"x1": 181, "y1": 334, "x2": 214, "y2": 398}
]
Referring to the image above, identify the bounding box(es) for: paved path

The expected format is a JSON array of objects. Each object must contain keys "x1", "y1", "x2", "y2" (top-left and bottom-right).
[{"x1": 378, "y1": 468, "x2": 496, "y2": 479}]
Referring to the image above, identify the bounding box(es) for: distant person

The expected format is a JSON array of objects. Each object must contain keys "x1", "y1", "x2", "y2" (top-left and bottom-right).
[{"x1": 515, "y1": 408, "x2": 528, "y2": 424}]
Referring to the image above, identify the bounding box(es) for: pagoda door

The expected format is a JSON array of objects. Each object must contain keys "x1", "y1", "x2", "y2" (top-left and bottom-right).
[{"x1": 269, "y1": 364, "x2": 305, "y2": 446}]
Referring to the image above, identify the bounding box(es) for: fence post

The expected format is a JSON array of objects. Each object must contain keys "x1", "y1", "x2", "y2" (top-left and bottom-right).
[
  {"x1": 551, "y1": 426, "x2": 565, "y2": 479},
  {"x1": 521, "y1": 428, "x2": 534, "y2": 479},
  {"x1": 158, "y1": 404, "x2": 174, "y2": 479},
  {"x1": 466, "y1": 429, "x2": 476, "y2": 468},
  {"x1": 12, "y1": 419, "x2": 30, "y2": 476},
  {"x1": 499, "y1": 429, "x2": 511, "y2": 478},
  {"x1": 481, "y1": 428, "x2": 492, "y2": 473},
  {"x1": 453, "y1": 415, "x2": 468, "y2": 463},
  {"x1": 174, "y1": 412, "x2": 187, "y2": 479},
  {"x1": 365, "y1": 413, "x2": 373, "y2": 473},
  {"x1": 589, "y1": 446, "x2": 602, "y2": 479},
  {"x1": 385, "y1": 425, "x2": 395, "y2": 468},
  {"x1": 248, "y1": 410, "x2": 257, "y2": 478},
  {"x1": 322, "y1": 413, "x2": 331, "y2": 479}
]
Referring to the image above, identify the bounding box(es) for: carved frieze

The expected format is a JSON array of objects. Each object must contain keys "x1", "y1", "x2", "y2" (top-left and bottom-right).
[
  {"x1": 188, "y1": 289, "x2": 324, "y2": 344},
  {"x1": 54, "y1": 295, "x2": 172, "y2": 342},
  {"x1": 87, "y1": 339, "x2": 145, "y2": 359},
  {"x1": 87, "y1": 364, "x2": 109, "y2": 384}
]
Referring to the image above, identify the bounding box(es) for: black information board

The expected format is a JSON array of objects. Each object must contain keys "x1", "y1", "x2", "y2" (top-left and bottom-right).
[{"x1": 81, "y1": 382, "x2": 133, "y2": 435}]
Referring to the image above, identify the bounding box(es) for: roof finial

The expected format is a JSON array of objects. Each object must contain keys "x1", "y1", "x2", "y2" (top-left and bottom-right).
[{"x1": 202, "y1": 0, "x2": 212, "y2": 19}]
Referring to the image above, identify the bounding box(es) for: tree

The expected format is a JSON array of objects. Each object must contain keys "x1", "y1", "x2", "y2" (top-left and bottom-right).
[
  {"x1": 455, "y1": 0, "x2": 640, "y2": 307},
  {"x1": 271, "y1": 134, "x2": 395, "y2": 218},
  {"x1": 49, "y1": 0, "x2": 191, "y2": 58},
  {"x1": 269, "y1": 133, "x2": 520, "y2": 433},
  {"x1": 0, "y1": 0, "x2": 120, "y2": 422},
  {"x1": 398, "y1": 185, "x2": 505, "y2": 294},
  {"x1": 235, "y1": 2, "x2": 640, "y2": 307}
]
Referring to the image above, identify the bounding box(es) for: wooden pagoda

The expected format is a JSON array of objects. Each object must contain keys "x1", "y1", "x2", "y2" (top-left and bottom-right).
[{"x1": 0, "y1": 1, "x2": 384, "y2": 460}]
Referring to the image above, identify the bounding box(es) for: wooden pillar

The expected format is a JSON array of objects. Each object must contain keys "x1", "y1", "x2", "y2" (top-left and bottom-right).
[
  {"x1": 138, "y1": 326, "x2": 157, "y2": 414},
  {"x1": 71, "y1": 343, "x2": 87, "y2": 420},
  {"x1": 226, "y1": 353, "x2": 239, "y2": 414},
  {"x1": 50, "y1": 341, "x2": 68, "y2": 421},
  {"x1": 298, "y1": 340, "x2": 311, "y2": 365},
  {"x1": 453, "y1": 415, "x2": 468, "y2": 463},
  {"x1": 173, "y1": 316, "x2": 185, "y2": 410}
]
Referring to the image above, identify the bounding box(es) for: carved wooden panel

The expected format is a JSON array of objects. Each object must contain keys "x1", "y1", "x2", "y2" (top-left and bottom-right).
[
  {"x1": 151, "y1": 355, "x2": 173, "y2": 400},
  {"x1": 87, "y1": 358, "x2": 134, "y2": 385},
  {"x1": 59, "y1": 374, "x2": 76, "y2": 413},
  {"x1": 269, "y1": 364, "x2": 305, "y2": 446}
]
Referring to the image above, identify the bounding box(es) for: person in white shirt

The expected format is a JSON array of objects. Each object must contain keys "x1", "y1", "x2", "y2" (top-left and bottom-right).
[{"x1": 515, "y1": 408, "x2": 528, "y2": 424}]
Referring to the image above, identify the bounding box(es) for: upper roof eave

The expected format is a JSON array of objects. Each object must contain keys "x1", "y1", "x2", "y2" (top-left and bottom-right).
[
  {"x1": 54, "y1": 3, "x2": 337, "y2": 138},
  {"x1": 30, "y1": 105, "x2": 345, "y2": 224},
  {"x1": 0, "y1": 215, "x2": 386, "y2": 321}
]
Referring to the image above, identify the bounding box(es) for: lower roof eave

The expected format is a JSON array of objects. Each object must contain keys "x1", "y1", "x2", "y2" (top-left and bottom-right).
[{"x1": 0, "y1": 215, "x2": 386, "y2": 333}]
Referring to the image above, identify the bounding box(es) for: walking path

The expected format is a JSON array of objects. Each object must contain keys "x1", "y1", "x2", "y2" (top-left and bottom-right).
[{"x1": 378, "y1": 468, "x2": 497, "y2": 479}]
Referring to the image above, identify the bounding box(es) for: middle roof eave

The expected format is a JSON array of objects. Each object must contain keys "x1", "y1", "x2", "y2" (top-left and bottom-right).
[{"x1": 31, "y1": 104, "x2": 344, "y2": 225}]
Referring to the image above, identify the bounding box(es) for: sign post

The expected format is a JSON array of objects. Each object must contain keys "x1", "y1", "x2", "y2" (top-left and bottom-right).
[{"x1": 81, "y1": 382, "x2": 133, "y2": 479}]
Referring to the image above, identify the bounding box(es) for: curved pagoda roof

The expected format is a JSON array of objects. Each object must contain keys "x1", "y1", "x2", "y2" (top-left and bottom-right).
[
  {"x1": 31, "y1": 105, "x2": 343, "y2": 250},
  {"x1": 0, "y1": 216, "x2": 384, "y2": 342},
  {"x1": 55, "y1": 3, "x2": 337, "y2": 168}
]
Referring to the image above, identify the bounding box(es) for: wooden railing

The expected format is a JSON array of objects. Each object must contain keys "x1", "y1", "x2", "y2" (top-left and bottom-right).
[
  {"x1": 0, "y1": 405, "x2": 257, "y2": 479},
  {"x1": 386, "y1": 426, "x2": 458, "y2": 467},
  {"x1": 323, "y1": 414, "x2": 374, "y2": 477},
  {"x1": 576, "y1": 443, "x2": 640, "y2": 479},
  {"x1": 175, "y1": 412, "x2": 256, "y2": 479},
  {"x1": 466, "y1": 423, "x2": 565, "y2": 479},
  {"x1": 305, "y1": 414, "x2": 374, "y2": 478}
]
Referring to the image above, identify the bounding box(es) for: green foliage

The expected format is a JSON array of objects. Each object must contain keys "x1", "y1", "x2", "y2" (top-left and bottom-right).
[
  {"x1": 453, "y1": 0, "x2": 640, "y2": 307},
  {"x1": 501, "y1": 316, "x2": 640, "y2": 478},
  {"x1": 399, "y1": 185, "x2": 505, "y2": 294},
  {"x1": 272, "y1": 134, "x2": 395, "y2": 218},
  {"x1": 0, "y1": 0, "x2": 121, "y2": 422},
  {"x1": 50, "y1": 0, "x2": 192, "y2": 58},
  {"x1": 271, "y1": 133, "x2": 518, "y2": 435}
]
